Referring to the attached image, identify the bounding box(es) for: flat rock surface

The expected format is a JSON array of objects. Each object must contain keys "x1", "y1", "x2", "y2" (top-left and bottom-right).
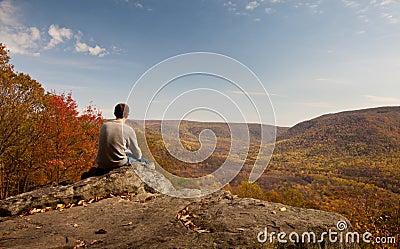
[
  {"x1": 0, "y1": 165, "x2": 357, "y2": 248},
  {"x1": 0, "y1": 191, "x2": 356, "y2": 249}
]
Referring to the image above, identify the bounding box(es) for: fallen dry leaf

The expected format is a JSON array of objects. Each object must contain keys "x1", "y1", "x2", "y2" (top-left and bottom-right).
[
  {"x1": 177, "y1": 206, "x2": 210, "y2": 233},
  {"x1": 140, "y1": 195, "x2": 156, "y2": 203},
  {"x1": 73, "y1": 240, "x2": 85, "y2": 249},
  {"x1": 95, "y1": 229, "x2": 107, "y2": 234},
  {"x1": 90, "y1": 239, "x2": 103, "y2": 245},
  {"x1": 122, "y1": 222, "x2": 133, "y2": 226},
  {"x1": 29, "y1": 208, "x2": 42, "y2": 214},
  {"x1": 180, "y1": 214, "x2": 190, "y2": 221}
]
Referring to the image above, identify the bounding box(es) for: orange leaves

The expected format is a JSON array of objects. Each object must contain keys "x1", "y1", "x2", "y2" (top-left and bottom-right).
[
  {"x1": 34, "y1": 92, "x2": 103, "y2": 185},
  {"x1": 33, "y1": 93, "x2": 102, "y2": 183},
  {"x1": 0, "y1": 44, "x2": 103, "y2": 198}
]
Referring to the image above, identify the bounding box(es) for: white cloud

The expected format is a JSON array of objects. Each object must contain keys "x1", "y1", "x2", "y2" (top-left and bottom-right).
[
  {"x1": 45, "y1": 24, "x2": 73, "y2": 49},
  {"x1": 230, "y1": 90, "x2": 270, "y2": 96},
  {"x1": 265, "y1": 7, "x2": 274, "y2": 13},
  {"x1": 314, "y1": 78, "x2": 346, "y2": 84},
  {"x1": 75, "y1": 41, "x2": 108, "y2": 57},
  {"x1": 381, "y1": 12, "x2": 399, "y2": 24},
  {"x1": 224, "y1": 1, "x2": 236, "y2": 7},
  {"x1": 297, "y1": 101, "x2": 335, "y2": 108},
  {"x1": 379, "y1": 0, "x2": 396, "y2": 7},
  {"x1": 224, "y1": 1, "x2": 237, "y2": 12},
  {"x1": 0, "y1": 0, "x2": 18, "y2": 26},
  {"x1": 134, "y1": 2, "x2": 143, "y2": 8},
  {"x1": 358, "y1": 14, "x2": 369, "y2": 23},
  {"x1": 342, "y1": 0, "x2": 400, "y2": 24},
  {"x1": 0, "y1": 0, "x2": 108, "y2": 57},
  {"x1": 0, "y1": 0, "x2": 41, "y2": 56},
  {"x1": 363, "y1": 95, "x2": 400, "y2": 103},
  {"x1": 0, "y1": 26, "x2": 41, "y2": 56},
  {"x1": 245, "y1": 1, "x2": 260, "y2": 10},
  {"x1": 342, "y1": 0, "x2": 360, "y2": 8}
]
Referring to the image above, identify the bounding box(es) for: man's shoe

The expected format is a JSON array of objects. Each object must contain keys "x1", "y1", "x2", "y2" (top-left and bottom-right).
[{"x1": 146, "y1": 162, "x2": 155, "y2": 170}]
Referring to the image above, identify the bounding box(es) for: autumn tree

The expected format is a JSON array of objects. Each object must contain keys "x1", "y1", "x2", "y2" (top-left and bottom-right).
[
  {"x1": 0, "y1": 43, "x2": 45, "y2": 198},
  {"x1": 33, "y1": 92, "x2": 103, "y2": 185},
  {"x1": 0, "y1": 43, "x2": 103, "y2": 198},
  {"x1": 232, "y1": 181, "x2": 267, "y2": 200},
  {"x1": 265, "y1": 189, "x2": 283, "y2": 203}
]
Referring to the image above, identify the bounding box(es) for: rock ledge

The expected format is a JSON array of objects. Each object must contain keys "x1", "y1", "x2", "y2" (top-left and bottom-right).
[{"x1": 0, "y1": 164, "x2": 357, "y2": 248}]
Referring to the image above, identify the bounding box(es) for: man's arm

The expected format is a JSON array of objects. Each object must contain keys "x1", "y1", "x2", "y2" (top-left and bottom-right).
[{"x1": 126, "y1": 126, "x2": 142, "y2": 160}]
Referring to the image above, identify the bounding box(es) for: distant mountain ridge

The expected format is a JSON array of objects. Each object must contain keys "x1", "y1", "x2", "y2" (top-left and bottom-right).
[{"x1": 276, "y1": 106, "x2": 400, "y2": 156}]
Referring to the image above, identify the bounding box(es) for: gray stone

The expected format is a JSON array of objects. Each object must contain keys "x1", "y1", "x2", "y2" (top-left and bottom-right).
[
  {"x1": 131, "y1": 163, "x2": 175, "y2": 195},
  {"x1": 0, "y1": 191, "x2": 357, "y2": 248},
  {"x1": 0, "y1": 164, "x2": 358, "y2": 248},
  {"x1": 0, "y1": 163, "x2": 174, "y2": 217}
]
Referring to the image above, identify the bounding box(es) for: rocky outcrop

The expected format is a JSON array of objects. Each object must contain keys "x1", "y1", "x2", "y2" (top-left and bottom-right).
[
  {"x1": 0, "y1": 164, "x2": 358, "y2": 248},
  {"x1": 0, "y1": 163, "x2": 174, "y2": 217}
]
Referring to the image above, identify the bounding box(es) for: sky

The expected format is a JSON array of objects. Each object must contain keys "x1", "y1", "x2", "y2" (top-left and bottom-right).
[{"x1": 1, "y1": 0, "x2": 399, "y2": 126}]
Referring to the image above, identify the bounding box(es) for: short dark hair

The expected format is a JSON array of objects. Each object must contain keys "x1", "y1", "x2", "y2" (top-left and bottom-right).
[{"x1": 114, "y1": 103, "x2": 130, "y2": 119}]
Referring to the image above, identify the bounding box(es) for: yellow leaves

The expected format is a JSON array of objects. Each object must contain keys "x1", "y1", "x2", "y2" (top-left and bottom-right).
[
  {"x1": 77, "y1": 200, "x2": 87, "y2": 206},
  {"x1": 177, "y1": 206, "x2": 210, "y2": 233},
  {"x1": 28, "y1": 206, "x2": 53, "y2": 214},
  {"x1": 23, "y1": 193, "x2": 137, "y2": 217},
  {"x1": 232, "y1": 181, "x2": 267, "y2": 201},
  {"x1": 29, "y1": 208, "x2": 43, "y2": 214}
]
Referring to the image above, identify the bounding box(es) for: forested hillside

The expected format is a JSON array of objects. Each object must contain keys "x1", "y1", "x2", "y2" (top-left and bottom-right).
[
  {"x1": 261, "y1": 107, "x2": 400, "y2": 246},
  {"x1": 132, "y1": 107, "x2": 400, "y2": 248}
]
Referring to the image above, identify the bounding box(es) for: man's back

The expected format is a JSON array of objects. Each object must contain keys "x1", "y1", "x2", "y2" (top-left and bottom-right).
[{"x1": 95, "y1": 120, "x2": 142, "y2": 169}]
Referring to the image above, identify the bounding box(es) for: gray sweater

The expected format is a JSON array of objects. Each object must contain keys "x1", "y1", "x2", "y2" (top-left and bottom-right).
[{"x1": 95, "y1": 120, "x2": 142, "y2": 168}]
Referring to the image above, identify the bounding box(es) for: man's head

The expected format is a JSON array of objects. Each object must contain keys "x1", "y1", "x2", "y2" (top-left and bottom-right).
[{"x1": 114, "y1": 103, "x2": 130, "y2": 119}]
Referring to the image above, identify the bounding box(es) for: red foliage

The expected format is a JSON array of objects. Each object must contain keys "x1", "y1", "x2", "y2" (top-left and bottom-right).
[{"x1": 34, "y1": 92, "x2": 103, "y2": 185}]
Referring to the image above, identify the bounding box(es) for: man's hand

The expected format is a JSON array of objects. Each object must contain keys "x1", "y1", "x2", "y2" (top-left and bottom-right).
[{"x1": 139, "y1": 157, "x2": 150, "y2": 164}]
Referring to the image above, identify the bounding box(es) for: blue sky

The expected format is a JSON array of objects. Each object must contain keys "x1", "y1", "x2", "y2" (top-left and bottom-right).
[{"x1": 1, "y1": 0, "x2": 399, "y2": 126}]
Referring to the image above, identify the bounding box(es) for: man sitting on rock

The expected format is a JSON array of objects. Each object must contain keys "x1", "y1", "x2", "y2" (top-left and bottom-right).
[{"x1": 82, "y1": 103, "x2": 153, "y2": 179}]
